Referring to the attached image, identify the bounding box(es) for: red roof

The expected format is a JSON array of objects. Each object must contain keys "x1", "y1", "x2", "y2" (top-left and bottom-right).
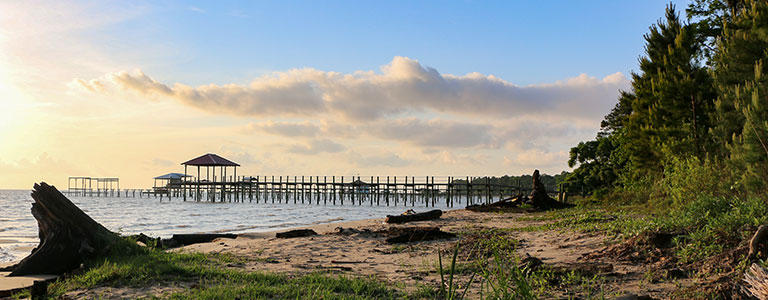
[{"x1": 182, "y1": 153, "x2": 240, "y2": 167}]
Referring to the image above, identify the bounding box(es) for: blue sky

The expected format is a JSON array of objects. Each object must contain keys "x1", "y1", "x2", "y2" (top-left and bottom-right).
[
  {"x1": 0, "y1": 0, "x2": 694, "y2": 188},
  {"x1": 92, "y1": 1, "x2": 690, "y2": 86}
]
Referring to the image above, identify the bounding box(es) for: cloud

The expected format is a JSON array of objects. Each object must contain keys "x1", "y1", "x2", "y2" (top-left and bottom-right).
[
  {"x1": 505, "y1": 149, "x2": 568, "y2": 169},
  {"x1": 286, "y1": 139, "x2": 346, "y2": 155},
  {"x1": 151, "y1": 158, "x2": 174, "y2": 167},
  {"x1": 72, "y1": 57, "x2": 628, "y2": 122},
  {"x1": 349, "y1": 152, "x2": 411, "y2": 167},
  {"x1": 364, "y1": 119, "x2": 495, "y2": 148},
  {"x1": 244, "y1": 121, "x2": 321, "y2": 137}
]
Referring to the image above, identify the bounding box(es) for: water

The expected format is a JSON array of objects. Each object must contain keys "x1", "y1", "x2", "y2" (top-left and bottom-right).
[{"x1": 0, "y1": 189, "x2": 456, "y2": 263}]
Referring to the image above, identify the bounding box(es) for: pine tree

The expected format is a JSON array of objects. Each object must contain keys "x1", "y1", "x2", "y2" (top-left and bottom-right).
[
  {"x1": 623, "y1": 5, "x2": 716, "y2": 177},
  {"x1": 718, "y1": 0, "x2": 768, "y2": 191}
]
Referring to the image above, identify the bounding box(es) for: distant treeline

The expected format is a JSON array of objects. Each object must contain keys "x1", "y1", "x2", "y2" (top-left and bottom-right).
[
  {"x1": 565, "y1": 0, "x2": 768, "y2": 202},
  {"x1": 450, "y1": 172, "x2": 567, "y2": 193}
]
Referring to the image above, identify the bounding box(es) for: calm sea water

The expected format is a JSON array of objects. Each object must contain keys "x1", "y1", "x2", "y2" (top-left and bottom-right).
[{"x1": 0, "y1": 189, "x2": 455, "y2": 263}]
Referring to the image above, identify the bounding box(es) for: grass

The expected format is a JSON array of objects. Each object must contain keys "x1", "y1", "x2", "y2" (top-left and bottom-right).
[
  {"x1": 39, "y1": 238, "x2": 418, "y2": 299},
  {"x1": 507, "y1": 195, "x2": 766, "y2": 265},
  {"x1": 432, "y1": 228, "x2": 611, "y2": 300}
]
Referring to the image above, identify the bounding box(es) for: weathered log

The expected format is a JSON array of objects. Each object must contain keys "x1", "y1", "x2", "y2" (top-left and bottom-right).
[
  {"x1": 743, "y1": 263, "x2": 768, "y2": 300},
  {"x1": 465, "y1": 196, "x2": 535, "y2": 212},
  {"x1": 385, "y1": 209, "x2": 442, "y2": 224},
  {"x1": 170, "y1": 233, "x2": 237, "y2": 245},
  {"x1": 275, "y1": 229, "x2": 317, "y2": 238},
  {"x1": 529, "y1": 170, "x2": 573, "y2": 210},
  {"x1": 9, "y1": 183, "x2": 120, "y2": 276},
  {"x1": 749, "y1": 225, "x2": 768, "y2": 259},
  {"x1": 385, "y1": 227, "x2": 456, "y2": 244}
]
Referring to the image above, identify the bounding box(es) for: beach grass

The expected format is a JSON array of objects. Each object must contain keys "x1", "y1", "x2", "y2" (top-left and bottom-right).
[{"x1": 42, "y1": 238, "x2": 421, "y2": 299}]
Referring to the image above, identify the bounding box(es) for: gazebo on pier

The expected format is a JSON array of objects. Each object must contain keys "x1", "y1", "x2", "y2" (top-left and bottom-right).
[
  {"x1": 153, "y1": 173, "x2": 193, "y2": 192},
  {"x1": 182, "y1": 153, "x2": 240, "y2": 201}
]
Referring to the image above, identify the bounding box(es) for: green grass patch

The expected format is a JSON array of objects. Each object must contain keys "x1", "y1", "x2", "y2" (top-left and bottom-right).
[{"x1": 43, "y1": 238, "x2": 416, "y2": 299}]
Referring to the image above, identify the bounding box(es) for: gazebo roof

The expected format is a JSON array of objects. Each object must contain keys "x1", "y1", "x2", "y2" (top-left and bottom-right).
[
  {"x1": 154, "y1": 173, "x2": 193, "y2": 180},
  {"x1": 182, "y1": 153, "x2": 240, "y2": 167}
]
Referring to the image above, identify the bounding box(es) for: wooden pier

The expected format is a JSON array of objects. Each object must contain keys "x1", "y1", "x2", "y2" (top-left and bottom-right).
[
  {"x1": 63, "y1": 154, "x2": 573, "y2": 207},
  {"x1": 64, "y1": 175, "x2": 567, "y2": 208}
]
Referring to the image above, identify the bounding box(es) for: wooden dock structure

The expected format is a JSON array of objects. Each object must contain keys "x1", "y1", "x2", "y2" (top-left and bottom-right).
[
  {"x1": 64, "y1": 153, "x2": 572, "y2": 207},
  {"x1": 65, "y1": 175, "x2": 565, "y2": 208}
]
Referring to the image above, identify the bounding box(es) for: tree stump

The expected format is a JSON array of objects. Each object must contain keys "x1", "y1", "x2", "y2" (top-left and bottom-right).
[
  {"x1": 529, "y1": 170, "x2": 573, "y2": 210},
  {"x1": 749, "y1": 225, "x2": 768, "y2": 259},
  {"x1": 8, "y1": 183, "x2": 120, "y2": 276}
]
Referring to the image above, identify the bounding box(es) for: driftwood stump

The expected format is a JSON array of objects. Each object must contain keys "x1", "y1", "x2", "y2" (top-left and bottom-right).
[
  {"x1": 749, "y1": 225, "x2": 768, "y2": 259},
  {"x1": 8, "y1": 183, "x2": 120, "y2": 276},
  {"x1": 529, "y1": 170, "x2": 573, "y2": 210}
]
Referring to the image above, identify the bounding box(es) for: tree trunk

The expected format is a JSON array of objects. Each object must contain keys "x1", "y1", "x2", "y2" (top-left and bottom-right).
[{"x1": 8, "y1": 182, "x2": 120, "y2": 276}]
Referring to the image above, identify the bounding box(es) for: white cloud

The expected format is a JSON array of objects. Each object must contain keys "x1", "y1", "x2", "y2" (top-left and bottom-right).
[
  {"x1": 243, "y1": 121, "x2": 321, "y2": 137},
  {"x1": 67, "y1": 57, "x2": 627, "y2": 174},
  {"x1": 363, "y1": 118, "x2": 495, "y2": 148},
  {"x1": 72, "y1": 57, "x2": 628, "y2": 122},
  {"x1": 349, "y1": 152, "x2": 411, "y2": 167},
  {"x1": 286, "y1": 139, "x2": 346, "y2": 155}
]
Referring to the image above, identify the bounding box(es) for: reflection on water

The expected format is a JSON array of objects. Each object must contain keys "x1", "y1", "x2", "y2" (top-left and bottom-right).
[{"x1": 0, "y1": 189, "x2": 453, "y2": 263}]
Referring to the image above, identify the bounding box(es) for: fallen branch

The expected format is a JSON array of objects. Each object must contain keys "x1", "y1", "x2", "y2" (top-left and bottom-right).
[
  {"x1": 385, "y1": 210, "x2": 442, "y2": 224},
  {"x1": 170, "y1": 233, "x2": 237, "y2": 245},
  {"x1": 385, "y1": 227, "x2": 456, "y2": 244},
  {"x1": 276, "y1": 229, "x2": 317, "y2": 238}
]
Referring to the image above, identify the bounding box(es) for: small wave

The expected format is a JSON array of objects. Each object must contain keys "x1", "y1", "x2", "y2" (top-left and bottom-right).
[
  {"x1": 266, "y1": 222, "x2": 299, "y2": 228},
  {"x1": 311, "y1": 217, "x2": 345, "y2": 225},
  {"x1": 176, "y1": 225, "x2": 191, "y2": 228}
]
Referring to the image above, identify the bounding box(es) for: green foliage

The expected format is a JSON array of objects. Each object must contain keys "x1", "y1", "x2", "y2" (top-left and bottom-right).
[
  {"x1": 711, "y1": 0, "x2": 768, "y2": 164},
  {"x1": 564, "y1": 135, "x2": 622, "y2": 196},
  {"x1": 437, "y1": 242, "x2": 475, "y2": 300},
  {"x1": 659, "y1": 196, "x2": 768, "y2": 263},
  {"x1": 657, "y1": 156, "x2": 734, "y2": 208},
  {"x1": 623, "y1": 4, "x2": 717, "y2": 177},
  {"x1": 687, "y1": 0, "x2": 746, "y2": 61}
]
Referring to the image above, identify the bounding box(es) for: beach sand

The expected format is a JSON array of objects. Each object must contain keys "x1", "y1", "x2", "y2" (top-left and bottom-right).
[
  {"x1": 20, "y1": 208, "x2": 705, "y2": 299},
  {"x1": 173, "y1": 208, "x2": 693, "y2": 298}
]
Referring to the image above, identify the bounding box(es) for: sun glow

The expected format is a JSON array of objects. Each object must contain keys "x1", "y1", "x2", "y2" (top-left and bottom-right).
[{"x1": 0, "y1": 68, "x2": 26, "y2": 139}]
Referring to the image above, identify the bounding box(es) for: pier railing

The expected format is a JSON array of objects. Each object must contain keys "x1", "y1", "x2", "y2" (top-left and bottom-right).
[{"x1": 64, "y1": 175, "x2": 572, "y2": 208}]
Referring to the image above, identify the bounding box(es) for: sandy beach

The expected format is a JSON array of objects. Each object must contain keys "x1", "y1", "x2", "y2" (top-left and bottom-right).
[{"x1": 155, "y1": 208, "x2": 698, "y2": 299}]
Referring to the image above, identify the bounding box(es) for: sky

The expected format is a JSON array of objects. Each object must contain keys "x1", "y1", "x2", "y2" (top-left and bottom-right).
[{"x1": 0, "y1": 0, "x2": 691, "y2": 189}]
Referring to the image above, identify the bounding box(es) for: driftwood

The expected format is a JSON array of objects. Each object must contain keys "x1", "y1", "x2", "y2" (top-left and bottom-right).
[
  {"x1": 743, "y1": 263, "x2": 768, "y2": 300},
  {"x1": 465, "y1": 196, "x2": 539, "y2": 212},
  {"x1": 749, "y1": 225, "x2": 768, "y2": 259},
  {"x1": 8, "y1": 183, "x2": 120, "y2": 276},
  {"x1": 529, "y1": 170, "x2": 573, "y2": 210},
  {"x1": 385, "y1": 227, "x2": 456, "y2": 244},
  {"x1": 385, "y1": 209, "x2": 442, "y2": 224},
  {"x1": 170, "y1": 233, "x2": 237, "y2": 245},
  {"x1": 276, "y1": 229, "x2": 317, "y2": 238}
]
